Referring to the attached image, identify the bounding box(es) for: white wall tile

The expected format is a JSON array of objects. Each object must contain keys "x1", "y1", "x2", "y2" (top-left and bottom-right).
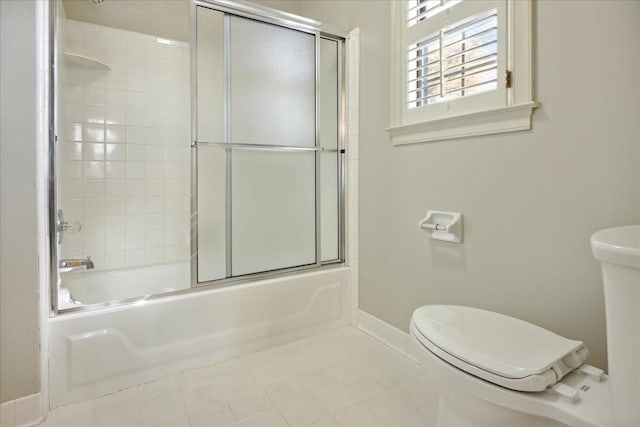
[
  {"x1": 106, "y1": 179, "x2": 126, "y2": 197},
  {"x1": 105, "y1": 143, "x2": 126, "y2": 161},
  {"x1": 146, "y1": 198, "x2": 164, "y2": 214},
  {"x1": 83, "y1": 160, "x2": 105, "y2": 179},
  {"x1": 83, "y1": 198, "x2": 105, "y2": 217},
  {"x1": 105, "y1": 216, "x2": 126, "y2": 233},
  {"x1": 62, "y1": 142, "x2": 83, "y2": 161},
  {"x1": 105, "y1": 161, "x2": 126, "y2": 179},
  {"x1": 60, "y1": 180, "x2": 83, "y2": 199},
  {"x1": 126, "y1": 91, "x2": 146, "y2": 110},
  {"x1": 83, "y1": 180, "x2": 106, "y2": 198},
  {"x1": 64, "y1": 122, "x2": 83, "y2": 141},
  {"x1": 126, "y1": 108, "x2": 146, "y2": 127},
  {"x1": 126, "y1": 214, "x2": 146, "y2": 233},
  {"x1": 83, "y1": 125, "x2": 105, "y2": 142},
  {"x1": 127, "y1": 55, "x2": 146, "y2": 75},
  {"x1": 106, "y1": 231, "x2": 126, "y2": 251},
  {"x1": 126, "y1": 197, "x2": 145, "y2": 215},
  {"x1": 83, "y1": 143, "x2": 105, "y2": 161},
  {"x1": 106, "y1": 250, "x2": 126, "y2": 269},
  {"x1": 146, "y1": 162, "x2": 165, "y2": 179},
  {"x1": 84, "y1": 86, "x2": 105, "y2": 106},
  {"x1": 125, "y1": 144, "x2": 144, "y2": 162},
  {"x1": 106, "y1": 89, "x2": 125, "y2": 107},
  {"x1": 106, "y1": 31, "x2": 126, "y2": 54},
  {"x1": 126, "y1": 179, "x2": 146, "y2": 197},
  {"x1": 106, "y1": 107, "x2": 126, "y2": 126},
  {"x1": 105, "y1": 125, "x2": 126, "y2": 143},
  {"x1": 64, "y1": 84, "x2": 84, "y2": 103},
  {"x1": 83, "y1": 25, "x2": 105, "y2": 62},
  {"x1": 126, "y1": 74, "x2": 146, "y2": 92},
  {"x1": 126, "y1": 126, "x2": 146, "y2": 144},
  {"x1": 65, "y1": 102, "x2": 83, "y2": 122},
  {"x1": 85, "y1": 233, "x2": 106, "y2": 252},
  {"x1": 84, "y1": 69, "x2": 106, "y2": 88},
  {"x1": 146, "y1": 246, "x2": 165, "y2": 265},
  {"x1": 126, "y1": 162, "x2": 146, "y2": 180},
  {"x1": 126, "y1": 248, "x2": 146, "y2": 267},
  {"x1": 59, "y1": 19, "x2": 190, "y2": 277},
  {"x1": 106, "y1": 71, "x2": 126, "y2": 89},
  {"x1": 106, "y1": 198, "x2": 126, "y2": 216}
]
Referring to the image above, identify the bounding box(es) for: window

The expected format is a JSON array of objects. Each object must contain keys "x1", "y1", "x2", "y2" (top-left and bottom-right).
[{"x1": 389, "y1": 0, "x2": 537, "y2": 145}]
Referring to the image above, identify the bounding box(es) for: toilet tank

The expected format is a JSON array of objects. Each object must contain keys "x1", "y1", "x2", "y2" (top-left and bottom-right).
[{"x1": 591, "y1": 225, "x2": 640, "y2": 427}]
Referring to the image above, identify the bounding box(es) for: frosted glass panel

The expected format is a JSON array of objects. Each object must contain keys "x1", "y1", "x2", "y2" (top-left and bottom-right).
[
  {"x1": 229, "y1": 17, "x2": 315, "y2": 147},
  {"x1": 197, "y1": 145, "x2": 226, "y2": 281},
  {"x1": 321, "y1": 151, "x2": 339, "y2": 261},
  {"x1": 231, "y1": 150, "x2": 316, "y2": 276},
  {"x1": 196, "y1": 7, "x2": 225, "y2": 143},
  {"x1": 320, "y1": 39, "x2": 339, "y2": 261}
]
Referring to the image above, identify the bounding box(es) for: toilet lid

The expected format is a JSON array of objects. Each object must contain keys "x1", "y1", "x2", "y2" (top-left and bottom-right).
[{"x1": 411, "y1": 305, "x2": 587, "y2": 392}]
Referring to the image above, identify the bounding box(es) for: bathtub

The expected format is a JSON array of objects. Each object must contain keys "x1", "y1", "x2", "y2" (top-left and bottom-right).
[
  {"x1": 60, "y1": 261, "x2": 190, "y2": 308},
  {"x1": 49, "y1": 266, "x2": 352, "y2": 408}
]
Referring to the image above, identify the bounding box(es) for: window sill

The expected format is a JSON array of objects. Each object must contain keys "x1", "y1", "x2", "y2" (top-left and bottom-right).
[{"x1": 387, "y1": 101, "x2": 540, "y2": 146}]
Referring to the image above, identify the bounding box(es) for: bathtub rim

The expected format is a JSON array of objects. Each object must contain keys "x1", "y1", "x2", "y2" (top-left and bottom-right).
[{"x1": 54, "y1": 261, "x2": 347, "y2": 317}]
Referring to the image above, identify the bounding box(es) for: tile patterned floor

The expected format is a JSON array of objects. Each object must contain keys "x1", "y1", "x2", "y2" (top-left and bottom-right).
[{"x1": 40, "y1": 327, "x2": 439, "y2": 427}]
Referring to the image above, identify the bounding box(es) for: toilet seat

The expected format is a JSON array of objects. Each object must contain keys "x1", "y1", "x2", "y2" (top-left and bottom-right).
[
  {"x1": 411, "y1": 305, "x2": 589, "y2": 392},
  {"x1": 410, "y1": 305, "x2": 612, "y2": 427}
]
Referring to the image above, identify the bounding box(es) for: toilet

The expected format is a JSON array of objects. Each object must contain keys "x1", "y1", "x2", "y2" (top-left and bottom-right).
[{"x1": 410, "y1": 225, "x2": 640, "y2": 427}]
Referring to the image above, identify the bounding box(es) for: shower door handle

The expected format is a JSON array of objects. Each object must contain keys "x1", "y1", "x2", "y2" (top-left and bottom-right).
[{"x1": 57, "y1": 209, "x2": 81, "y2": 245}]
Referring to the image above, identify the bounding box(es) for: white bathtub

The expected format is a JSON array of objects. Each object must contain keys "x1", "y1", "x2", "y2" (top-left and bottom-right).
[
  {"x1": 49, "y1": 266, "x2": 352, "y2": 408},
  {"x1": 60, "y1": 261, "x2": 190, "y2": 307}
]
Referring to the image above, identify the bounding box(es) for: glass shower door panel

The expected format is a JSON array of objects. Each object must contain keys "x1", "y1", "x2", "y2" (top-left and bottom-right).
[
  {"x1": 197, "y1": 145, "x2": 227, "y2": 282},
  {"x1": 231, "y1": 150, "x2": 316, "y2": 276},
  {"x1": 229, "y1": 16, "x2": 315, "y2": 147},
  {"x1": 196, "y1": 6, "x2": 225, "y2": 143},
  {"x1": 320, "y1": 38, "x2": 339, "y2": 261}
]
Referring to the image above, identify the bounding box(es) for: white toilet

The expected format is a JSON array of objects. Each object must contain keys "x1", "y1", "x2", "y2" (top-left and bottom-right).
[{"x1": 410, "y1": 225, "x2": 640, "y2": 427}]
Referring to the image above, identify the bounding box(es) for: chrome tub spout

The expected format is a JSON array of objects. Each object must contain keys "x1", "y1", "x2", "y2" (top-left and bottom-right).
[{"x1": 59, "y1": 256, "x2": 94, "y2": 273}]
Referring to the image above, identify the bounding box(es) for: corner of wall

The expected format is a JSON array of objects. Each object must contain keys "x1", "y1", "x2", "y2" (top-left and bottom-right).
[{"x1": 347, "y1": 28, "x2": 360, "y2": 325}]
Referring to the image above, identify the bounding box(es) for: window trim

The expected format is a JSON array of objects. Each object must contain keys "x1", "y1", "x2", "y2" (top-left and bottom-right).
[{"x1": 388, "y1": 0, "x2": 538, "y2": 145}]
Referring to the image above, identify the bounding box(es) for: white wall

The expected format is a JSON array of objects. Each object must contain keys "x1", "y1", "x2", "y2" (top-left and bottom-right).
[
  {"x1": 299, "y1": 0, "x2": 640, "y2": 370},
  {"x1": 0, "y1": 0, "x2": 41, "y2": 403}
]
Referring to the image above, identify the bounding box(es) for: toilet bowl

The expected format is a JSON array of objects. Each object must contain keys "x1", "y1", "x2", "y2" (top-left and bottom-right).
[
  {"x1": 410, "y1": 305, "x2": 610, "y2": 427},
  {"x1": 410, "y1": 224, "x2": 640, "y2": 427}
]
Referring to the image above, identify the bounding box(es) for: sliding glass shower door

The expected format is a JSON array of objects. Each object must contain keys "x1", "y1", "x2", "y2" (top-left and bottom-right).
[{"x1": 195, "y1": 5, "x2": 344, "y2": 284}]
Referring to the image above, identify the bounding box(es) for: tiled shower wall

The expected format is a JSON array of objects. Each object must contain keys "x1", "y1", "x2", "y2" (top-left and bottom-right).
[{"x1": 58, "y1": 19, "x2": 191, "y2": 271}]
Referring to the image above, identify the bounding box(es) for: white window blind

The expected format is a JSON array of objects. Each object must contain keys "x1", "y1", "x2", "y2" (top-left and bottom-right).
[
  {"x1": 408, "y1": 8, "x2": 498, "y2": 109},
  {"x1": 403, "y1": 0, "x2": 506, "y2": 121},
  {"x1": 389, "y1": 0, "x2": 537, "y2": 145},
  {"x1": 407, "y1": 0, "x2": 462, "y2": 27}
]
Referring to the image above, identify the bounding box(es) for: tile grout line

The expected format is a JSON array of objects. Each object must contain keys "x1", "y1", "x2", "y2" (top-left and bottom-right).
[{"x1": 238, "y1": 354, "x2": 290, "y2": 426}]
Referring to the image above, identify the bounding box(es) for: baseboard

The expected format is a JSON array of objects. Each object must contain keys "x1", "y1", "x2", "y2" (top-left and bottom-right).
[
  {"x1": 0, "y1": 393, "x2": 45, "y2": 427},
  {"x1": 356, "y1": 309, "x2": 422, "y2": 364}
]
